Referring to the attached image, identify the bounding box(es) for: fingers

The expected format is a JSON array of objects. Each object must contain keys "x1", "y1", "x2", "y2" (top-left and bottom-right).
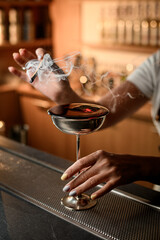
[
  {"x1": 19, "y1": 48, "x2": 36, "y2": 60},
  {"x1": 9, "y1": 48, "x2": 46, "y2": 81},
  {"x1": 35, "y1": 48, "x2": 47, "y2": 60},
  {"x1": 13, "y1": 52, "x2": 26, "y2": 67},
  {"x1": 61, "y1": 151, "x2": 99, "y2": 181},
  {"x1": 8, "y1": 66, "x2": 28, "y2": 81},
  {"x1": 91, "y1": 180, "x2": 117, "y2": 199},
  {"x1": 12, "y1": 48, "x2": 46, "y2": 68},
  {"x1": 63, "y1": 171, "x2": 118, "y2": 200},
  {"x1": 65, "y1": 173, "x2": 104, "y2": 197},
  {"x1": 13, "y1": 48, "x2": 36, "y2": 68},
  {"x1": 61, "y1": 150, "x2": 121, "y2": 200},
  {"x1": 62, "y1": 158, "x2": 105, "y2": 197},
  {"x1": 11, "y1": 48, "x2": 47, "y2": 69}
]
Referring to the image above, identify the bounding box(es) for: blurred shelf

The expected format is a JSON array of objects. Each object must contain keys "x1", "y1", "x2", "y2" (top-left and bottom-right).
[
  {"x1": 75, "y1": 0, "x2": 160, "y2": 2},
  {"x1": 82, "y1": 43, "x2": 159, "y2": 54},
  {"x1": 0, "y1": 1, "x2": 52, "y2": 7},
  {"x1": 0, "y1": 38, "x2": 52, "y2": 50}
]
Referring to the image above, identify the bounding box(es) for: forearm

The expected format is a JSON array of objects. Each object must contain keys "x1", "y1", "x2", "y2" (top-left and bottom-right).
[
  {"x1": 51, "y1": 80, "x2": 96, "y2": 105},
  {"x1": 144, "y1": 155, "x2": 160, "y2": 185},
  {"x1": 55, "y1": 81, "x2": 149, "y2": 129},
  {"x1": 96, "y1": 81, "x2": 149, "y2": 129}
]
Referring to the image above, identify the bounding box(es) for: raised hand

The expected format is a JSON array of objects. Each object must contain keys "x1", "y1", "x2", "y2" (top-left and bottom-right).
[
  {"x1": 8, "y1": 48, "x2": 80, "y2": 104},
  {"x1": 8, "y1": 48, "x2": 41, "y2": 82}
]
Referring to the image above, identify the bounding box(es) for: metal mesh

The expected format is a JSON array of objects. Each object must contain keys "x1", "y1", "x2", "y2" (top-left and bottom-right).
[{"x1": 0, "y1": 148, "x2": 160, "y2": 240}]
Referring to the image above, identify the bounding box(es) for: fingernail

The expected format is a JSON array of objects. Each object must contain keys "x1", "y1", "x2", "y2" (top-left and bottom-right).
[
  {"x1": 69, "y1": 190, "x2": 77, "y2": 197},
  {"x1": 91, "y1": 194, "x2": 97, "y2": 200},
  {"x1": 13, "y1": 53, "x2": 17, "y2": 58},
  {"x1": 63, "y1": 185, "x2": 70, "y2": 192},
  {"x1": 19, "y1": 48, "x2": 24, "y2": 53},
  {"x1": 61, "y1": 173, "x2": 68, "y2": 181},
  {"x1": 38, "y1": 54, "x2": 43, "y2": 60}
]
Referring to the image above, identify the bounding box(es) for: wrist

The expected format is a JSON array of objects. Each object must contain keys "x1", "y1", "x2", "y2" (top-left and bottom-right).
[
  {"x1": 140, "y1": 156, "x2": 160, "y2": 185},
  {"x1": 51, "y1": 83, "x2": 83, "y2": 105}
]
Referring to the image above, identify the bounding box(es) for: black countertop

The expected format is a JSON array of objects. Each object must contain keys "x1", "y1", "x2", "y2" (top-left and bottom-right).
[{"x1": 0, "y1": 136, "x2": 160, "y2": 240}]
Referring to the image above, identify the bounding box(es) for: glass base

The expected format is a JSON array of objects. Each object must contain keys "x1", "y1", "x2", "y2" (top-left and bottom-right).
[{"x1": 61, "y1": 193, "x2": 97, "y2": 211}]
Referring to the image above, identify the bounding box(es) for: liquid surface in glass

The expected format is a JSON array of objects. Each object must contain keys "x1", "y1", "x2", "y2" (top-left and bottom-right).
[{"x1": 48, "y1": 103, "x2": 109, "y2": 119}]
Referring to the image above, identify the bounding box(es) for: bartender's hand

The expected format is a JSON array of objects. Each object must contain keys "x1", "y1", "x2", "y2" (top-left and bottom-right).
[
  {"x1": 61, "y1": 150, "x2": 158, "y2": 199},
  {"x1": 8, "y1": 48, "x2": 82, "y2": 104}
]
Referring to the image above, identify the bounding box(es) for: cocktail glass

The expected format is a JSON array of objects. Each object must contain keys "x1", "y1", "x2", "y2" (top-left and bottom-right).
[{"x1": 48, "y1": 103, "x2": 109, "y2": 210}]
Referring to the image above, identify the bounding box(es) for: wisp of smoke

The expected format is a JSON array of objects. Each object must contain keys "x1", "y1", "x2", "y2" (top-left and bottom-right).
[
  {"x1": 25, "y1": 51, "x2": 80, "y2": 83},
  {"x1": 24, "y1": 50, "x2": 151, "y2": 114}
]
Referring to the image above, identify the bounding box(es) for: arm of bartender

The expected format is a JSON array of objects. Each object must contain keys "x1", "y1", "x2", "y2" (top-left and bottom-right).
[{"x1": 8, "y1": 48, "x2": 160, "y2": 200}]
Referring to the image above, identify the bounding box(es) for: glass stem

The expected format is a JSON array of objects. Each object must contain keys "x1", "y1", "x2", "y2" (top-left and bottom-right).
[
  {"x1": 76, "y1": 134, "x2": 80, "y2": 161},
  {"x1": 76, "y1": 134, "x2": 81, "y2": 198}
]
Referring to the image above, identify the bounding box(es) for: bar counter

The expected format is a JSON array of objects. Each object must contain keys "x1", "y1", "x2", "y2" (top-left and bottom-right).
[{"x1": 0, "y1": 136, "x2": 160, "y2": 240}]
